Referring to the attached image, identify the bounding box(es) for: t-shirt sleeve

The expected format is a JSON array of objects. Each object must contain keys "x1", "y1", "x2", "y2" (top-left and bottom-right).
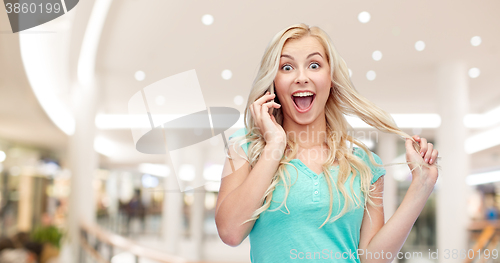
[
  {"x1": 354, "y1": 147, "x2": 386, "y2": 184},
  {"x1": 369, "y1": 152, "x2": 385, "y2": 184},
  {"x1": 227, "y1": 127, "x2": 250, "y2": 156}
]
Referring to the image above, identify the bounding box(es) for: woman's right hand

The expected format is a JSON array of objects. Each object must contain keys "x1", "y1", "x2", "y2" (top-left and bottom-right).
[{"x1": 250, "y1": 91, "x2": 286, "y2": 150}]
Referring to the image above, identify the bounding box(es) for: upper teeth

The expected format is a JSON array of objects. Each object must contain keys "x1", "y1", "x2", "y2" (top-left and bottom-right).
[{"x1": 293, "y1": 92, "x2": 314, "y2": 97}]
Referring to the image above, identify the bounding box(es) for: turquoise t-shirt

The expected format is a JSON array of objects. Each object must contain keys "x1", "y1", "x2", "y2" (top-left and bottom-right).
[{"x1": 228, "y1": 128, "x2": 386, "y2": 262}]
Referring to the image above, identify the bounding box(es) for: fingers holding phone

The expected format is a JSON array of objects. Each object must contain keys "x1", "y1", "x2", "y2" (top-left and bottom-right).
[{"x1": 250, "y1": 91, "x2": 286, "y2": 149}]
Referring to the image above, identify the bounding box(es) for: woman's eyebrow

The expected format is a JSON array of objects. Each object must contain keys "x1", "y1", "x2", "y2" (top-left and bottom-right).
[{"x1": 280, "y1": 52, "x2": 323, "y2": 60}]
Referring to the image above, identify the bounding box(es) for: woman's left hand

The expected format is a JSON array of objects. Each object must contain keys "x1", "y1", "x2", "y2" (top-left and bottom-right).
[{"x1": 405, "y1": 135, "x2": 439, "y2": 191}]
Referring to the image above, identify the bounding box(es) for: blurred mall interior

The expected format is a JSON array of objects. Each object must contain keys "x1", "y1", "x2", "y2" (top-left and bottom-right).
[{"x1": 0, "y1": 0, "x2": 499, "y2": 262}]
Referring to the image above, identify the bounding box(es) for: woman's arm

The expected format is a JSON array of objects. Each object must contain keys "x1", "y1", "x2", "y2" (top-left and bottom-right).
[
  {"x1": 216, "y1": 91, "x2": 285, "y2": 247},
  {"x1": 358, "y1": 136, "x2": 439, "y2": 263},
  {"x1": 215, "y1": 142, "x2": 284, "y2": 247},
  {"x1": 359, "y1": 176, "x2": 433, "y2": 263}
]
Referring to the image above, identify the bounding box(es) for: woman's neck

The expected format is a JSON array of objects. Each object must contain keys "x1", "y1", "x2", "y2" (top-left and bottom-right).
[{"x1": 283, "y1": 114, "x2": 328, "y2": 149}]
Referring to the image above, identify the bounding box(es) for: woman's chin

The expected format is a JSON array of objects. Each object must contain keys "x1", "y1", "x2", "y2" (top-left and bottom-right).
[{"x1": 292, "y1": 111, "x2": 317, "y2": 125}]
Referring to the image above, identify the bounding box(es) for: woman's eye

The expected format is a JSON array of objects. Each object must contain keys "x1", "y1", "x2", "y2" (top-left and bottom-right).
[
  {"x1": 282, "y1": 64, "x2": 292, "y2": 71},
  {"x1": 310, "y1": 62, "x2": 320, "y2": 69}
]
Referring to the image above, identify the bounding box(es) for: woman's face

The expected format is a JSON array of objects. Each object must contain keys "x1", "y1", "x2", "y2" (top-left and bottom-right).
[{"x1": 274, "y1": 36, "x2": 332, "y2": 125}]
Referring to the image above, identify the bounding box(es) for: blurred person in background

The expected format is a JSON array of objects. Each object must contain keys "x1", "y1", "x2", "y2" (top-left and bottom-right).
[{"x1": 125, "y1": 189, "x2": 146, "y2": 235}]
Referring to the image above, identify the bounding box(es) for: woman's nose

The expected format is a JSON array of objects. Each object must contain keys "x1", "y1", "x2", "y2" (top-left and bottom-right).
[{"x1": 295, "y1": 69, "x2": 309, "y2": 84}]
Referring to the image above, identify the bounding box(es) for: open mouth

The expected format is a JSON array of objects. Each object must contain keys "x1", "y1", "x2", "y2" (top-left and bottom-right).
[{"x1": 291, "y1": 91, "x2": 316, "y2": 113}]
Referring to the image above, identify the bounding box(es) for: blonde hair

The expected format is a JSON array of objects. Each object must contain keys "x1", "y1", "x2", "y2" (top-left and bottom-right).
[{"x1": 231, "y1": 23, "x2": 431, "y2": 229}]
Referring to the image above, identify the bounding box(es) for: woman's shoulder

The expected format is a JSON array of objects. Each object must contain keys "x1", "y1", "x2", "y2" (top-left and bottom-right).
[
  {"x1": 228, "y1": 127, "x2": 248, "y2": 140},
  {"x1": 352, "y1": 146, "x2": 386, "y2": 183},
  {"x1": 353, "y1": 146, "x2": 382, "y2": 164},
  {"x1": 228, "y1": 127, "x2": 251, "y2": 156}
]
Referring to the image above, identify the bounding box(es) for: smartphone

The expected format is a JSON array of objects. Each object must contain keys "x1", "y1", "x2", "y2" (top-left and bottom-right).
[{"x1": 268, "y1": 88, "x2": 276, "y2": 115}]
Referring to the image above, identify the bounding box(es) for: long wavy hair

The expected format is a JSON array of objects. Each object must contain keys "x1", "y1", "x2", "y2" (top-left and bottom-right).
[{"x1": 230, "y1": 23, "x2": 430, "y2": 229}]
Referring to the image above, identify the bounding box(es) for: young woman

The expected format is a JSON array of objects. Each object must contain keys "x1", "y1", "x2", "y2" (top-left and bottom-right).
[{"x1": 215, "y1": 23, "x2": 439, "y2": 262}]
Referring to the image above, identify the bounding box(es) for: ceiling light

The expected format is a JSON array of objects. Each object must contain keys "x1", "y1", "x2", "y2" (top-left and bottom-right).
[
  {"x1": 138, "y1": 163, "x2": 170, "y2": 177},
  {"x1": 391, "y1": 114, "x2": 441, "y2": 128},
  {"x1": 366, "y1": 70, "x2": 376, "y2": 81},
  {"x1": 179, "y1": 164, "x2": 195, "y2": 181},
  {"x1": 93, "y1": 137, "x2": 130, "y2": 158},
  {"x1": 372, "y1": 50, "x2": 382, "y2": 61},
  {"x1": 234, "y1": 95, "x2": 243, "y2": 105},
  {"x1": 470, "y1": 36, "x2": 482, "y2": 47},
  {"x1": 19, "y1": 37, "x2": 76, "y2": 135},
  {"x1": 466, "y1": 170, "x2": 500, "y2": 185},
  {"x1": 202, "y1": 14, "x2": 214, "y2": 25},
  {"x1": 221, "y1": 69, "x2": 232, "y2": 80},
  {"x1": 134, "y1": 70, "x2": 145, "y2": 81},
  {"x1": 468, "y1": 68, "x2": 480, "y2": 78},
  {"x1": 464, "y1": 105, "x2": 500, "y2": 128},
  {"x1": 345, "y1": 116, "x2": 370, "y2": 128},
  {"x1": 94, "y1": 136, "x2": 121, "y2": 157},
  {"x1": 415, "y1": 41, "x2": 425, "y2": 51},
  {"x1": 203, "y1": 164, "x2": 223, "y2": 181},
  {"x1": 465, "y1": 126, "x2": 500, "y2": 154},
  {"x1": 141, "y1": 174, "x2": 159, "y2": 188},
  {"x1": 0, "y1": 151, "x2": 5, "y2": 162},
  {"x1": 358, "y1": 11, "x2": 371, "y2": 23}
]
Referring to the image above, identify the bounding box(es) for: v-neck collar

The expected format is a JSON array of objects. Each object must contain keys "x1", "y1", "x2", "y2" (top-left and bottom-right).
[{"x1": 290, "y1": 159, "x2": 339, "y2": 178}]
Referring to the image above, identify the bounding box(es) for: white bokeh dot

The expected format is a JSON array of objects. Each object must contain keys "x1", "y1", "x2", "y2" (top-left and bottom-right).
[
  {"x1": 470, "y1": 36, "x2": 482, "y2": 47},
  {"x1": 358, "y1": 11, "x2": 371, "y2": 23},
  {"x1": 415, "y1": 41, "x2": 425, "y2": 51},
  {"x1": 134, "y1": 71, "x2": 145, "y2": 81},
  {"x1": 234, "y1": 95, "x2": 244, "y2": 105},
  {"x1": 366, "y1": 70, "x2": 376, "y2": 81},
  {"x1": 372, "y1": 50, "x2": 382, "y2": 61},
  {"x1": 202, "y1": 14, "x2": 214, "y2": 25},
  {"x1": 221, "y1": 69, "x2": 232, "y2": 80},
  {"x1": 155, "y1": 96, "x2": 165, "y2": 106},
  {"x1": 348, "y1": 68, "x2": 352, "y2": 77},
  {"x1": 468, "y1": 68, "x2": 480, "y2": 78}
]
